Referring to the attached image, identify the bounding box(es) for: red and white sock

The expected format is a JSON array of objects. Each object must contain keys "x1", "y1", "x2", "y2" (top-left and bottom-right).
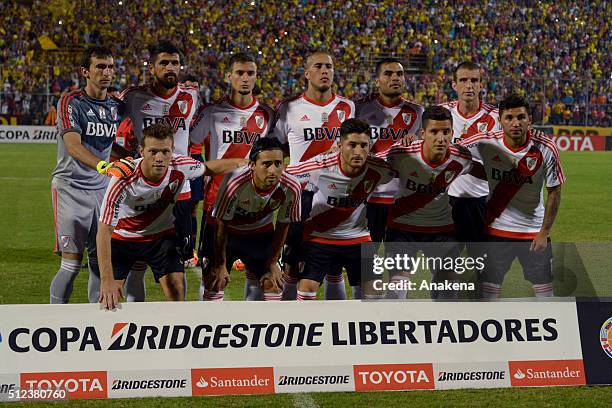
[
  {"x1": 296, "y1": 290, "x2": 317, "y2": 301},
  {"x1": 264, "y1": 292, "x2": 282, "y2": 301},
  {"x1": 532, "y1": 283, "x2": 554, "y2": 297},
  {"x1": 481, "y1": 282, "x2": 502, "y2": 299},
  {"x1": 203, "y1": 289, "x2": 224, "y2": 301}
]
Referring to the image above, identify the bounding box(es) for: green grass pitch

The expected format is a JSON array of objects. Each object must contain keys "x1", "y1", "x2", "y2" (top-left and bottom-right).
[{"x1": 0, "y1": 145, "x2": 610, "y2": 406}]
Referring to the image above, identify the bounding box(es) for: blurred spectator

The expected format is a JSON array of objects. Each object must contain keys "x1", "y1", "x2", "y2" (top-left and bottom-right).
[{"x1": 0, "y1": 0, "x2": 609, "y2": 125}]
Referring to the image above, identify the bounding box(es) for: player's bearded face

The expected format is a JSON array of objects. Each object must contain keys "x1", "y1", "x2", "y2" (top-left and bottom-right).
[
  {"x1": 151, "y1": 53, "x2": 181, "y2": 90},
  {"x1": 422, "y1": 120, "x2": 452, "y2": 157},
  {"x1": 376, "y1": 63, "x2": 405, "y2": 98},
  {"x1": 501, "y1": 107, "x2": 531, "y2": 144},
  {"x1": 305, "y1": 54, "x2": 334, "y2": 93},
  {"x1": 339, "y1": 133, "x2": 370, "y2": 170},
  {"x1": 453, "y1": 68, "x2": 482, "y2": 103},
  {"x1": 140, "y1": 137, "x2": 174, "y2": 180},
  {"x1": 228, "y1": 62, "x2": 257, "y2": 96},
  {"x1": 251, "y1": 150, "x2": 284, "y2": 189}
]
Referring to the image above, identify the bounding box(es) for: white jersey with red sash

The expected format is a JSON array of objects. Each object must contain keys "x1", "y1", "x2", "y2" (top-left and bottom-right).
[
  {"x1": 100, "y1": 155, "x2": 205, "y2": 242},
  {"x1": 190, "y1": 98, "x2": 274, "y2": 218},
  {"x1": 286, "y1": 152, "x2": 394, "y2": 244},
  {"x1": 356, "y1": 95, "x2": 424, "y2": 204},
  {"x1": 461, "y1": 130, "x2": 565, "y2": 239},
  {"x1": 274, "y1": 93, "x2": 355, "y2": 166},
  {"x1": 440, "y1": 100, "x2": 501, "y2": 198},
  {"x1": 384, "y1": 141, "x2": 474, "y2": 233},
  {"x1": 212, "y1": 166, "x2": 302, "y2": 234},
  {"x1": 120, "y1": 83, "x2": 200, "y2": 200}
]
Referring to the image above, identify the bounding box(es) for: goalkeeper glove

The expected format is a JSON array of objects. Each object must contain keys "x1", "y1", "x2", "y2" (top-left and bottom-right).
[{"x1": 96, "y1": 157, "x2": 136, "y2": 178}]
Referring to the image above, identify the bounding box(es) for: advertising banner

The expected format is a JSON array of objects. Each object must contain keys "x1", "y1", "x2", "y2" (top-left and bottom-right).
[{"x1": 0, "y1": 300, "x2": 593, "y2": 400}]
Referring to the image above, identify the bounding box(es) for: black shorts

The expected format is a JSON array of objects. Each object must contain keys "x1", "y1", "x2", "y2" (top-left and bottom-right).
[
  {"x1": 366, "y1": 202, "x2": 390, "y2": 244},
  {"x1": 301, "y1": 241, "x2": 376, "y2": 286},
  {"x1": 189, "y1": 154, "x2": 204, "y2": 202},
  {"x1": 201, "y1": 224, "x2": 274, "y2": 279},
  {"x1": 449, "y1": 196, "x2": 487, "y2": 243},
  {"x1": 173, "y1": 199, "x2": 194, "y2": 258},
  {"x1": 482, "y1": 235, "x2": 553, "y2": 285},
  {"x1": 282, "y1": 190, "x2": 314, "y2": 270},
  {"x1": 111, "y1": 236, "x2": 183, "y2": 282},
  {"x1": 384, "y1": 228, "x2": 460, "y2": 276}
]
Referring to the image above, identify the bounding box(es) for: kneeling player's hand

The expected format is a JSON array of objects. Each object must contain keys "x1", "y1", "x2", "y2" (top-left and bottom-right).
[
  {"x1": 97, "y1": 157, "x2": 136, "y2": 178},
  {"x1": 530, "y1": 232, "x2": 549, "y2": 253},
  {"x1": 209, "y1": 265, "x2": 230, "y2": 291},
  {"x1": 99, "y1": 280, "x2": 124, "y2": 310},
  {"x1": 263, "y1": 262, "x2": 284, "y2": 292}
]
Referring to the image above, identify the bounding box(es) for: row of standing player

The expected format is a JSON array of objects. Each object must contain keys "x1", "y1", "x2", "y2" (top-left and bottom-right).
[{"x1": 49, "y1": 43, "x2": 563, "y2": 305}]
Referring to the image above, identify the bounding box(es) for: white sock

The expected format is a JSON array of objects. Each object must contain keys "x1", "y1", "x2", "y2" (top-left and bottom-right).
[
  {"x1": 351, "y1": 285, "x2": 362, "y2": 299},
  {"x1": 50, "y1": 259, "x2": 81, "y2": 304},
  {"x1": 264, "y1": 292, "x2": 282, "y2": 301},
  {"x1": 296, "y1": 290, "x2": 317, "y2": 301},
  {"x1": 203, "y1": 289, "x2": 224, "y2": 301},
  {"x1": 125, "y1": 262, "x2": 147, "y2": 302},
  {"x1": 533, "y1": 283, "x2": 554, "y2": 297},
  {"x1": 481, "y1": 282, "x2": 502, "y2": 299},
  {"x1": 324, "y1": 274, "x2": 346, "y2": 300},
  {"x1": 281, "y1": 272, "x2": 298, "y2": 300}
]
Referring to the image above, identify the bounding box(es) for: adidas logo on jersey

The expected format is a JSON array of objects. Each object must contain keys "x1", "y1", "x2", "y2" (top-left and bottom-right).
[
  {"x1": 328, "y1": 183, "x2": 338, "y2": 190},
  {"x1": 300, "y1": 115, "x2": 310, "y2": 121},
  {"x1": 86, "y1": 109, "x2": 95, "y2": 117},
  {"x1": 142, "y1": 103, "x2": 152, "y2": 111},
  {"x1": 222, "y1": 116, "x2": 231, "y2": 123},
  {"x1": 492, "y1": 155, "x2": 501, "y2": 162}
]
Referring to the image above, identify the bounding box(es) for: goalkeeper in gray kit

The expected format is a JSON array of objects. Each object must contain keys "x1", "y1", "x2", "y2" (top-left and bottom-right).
[{"x1": 50, "y1": 46, "x2": 134, "y2": 304}]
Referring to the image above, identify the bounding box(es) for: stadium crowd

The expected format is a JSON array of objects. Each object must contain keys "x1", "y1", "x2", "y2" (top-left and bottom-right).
[{"x1": 0, "y1": 0, "x2": 610, "y2": 125}]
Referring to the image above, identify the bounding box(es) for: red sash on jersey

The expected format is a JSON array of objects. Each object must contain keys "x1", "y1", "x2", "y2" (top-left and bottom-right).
[
  {"x1": 204, "y1": 107, "x2": 270, "y2": 213},
  {"x1": 371, "y1": 106, "x2": 417, "y2": 154},
  {"x1": 116, "y1": 170, "x2": 184, "y2": 232},
  {"x1": 389, "y1": 160, "x2": 464, "y2": 221},
  {"x1": 485, "y1": 146, "x2": 544, "y2": 227},
  {"x1": 465, "y1": 113, "x2": 497, "y2": 138},
  {"x1": 300, "y1": 101, "x2": 351, "y2": 162},
  {"x1": 303, "y1": 167, "x2": 381, "y2": 240},
  {"x1": 228, "y1": 188, "x2": 286, "y2": 228}
]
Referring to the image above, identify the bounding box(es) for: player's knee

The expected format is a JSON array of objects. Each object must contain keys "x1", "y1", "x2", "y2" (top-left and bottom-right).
[
  {"x1": 298, "y1": 279, "x2": 319, "y2": 293},
  {"x1": 261, "y1": 277, "x2": 275, "y2": 292},
  {"x1": 61, "y1": 252, "x2": 83, "y2": 261}
]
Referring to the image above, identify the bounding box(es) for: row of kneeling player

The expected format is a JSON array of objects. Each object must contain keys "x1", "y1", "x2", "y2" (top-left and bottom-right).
[{"x1": 96, "y1": 94, "x2": 563, "y2": 309}]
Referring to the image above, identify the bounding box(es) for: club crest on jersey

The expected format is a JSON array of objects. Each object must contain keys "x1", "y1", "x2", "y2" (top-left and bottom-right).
[
  {"x1": 477, "y1": 122, "x2": 488, "y2": 133},
  {"x1": 255, "y1": 114, "x2": 265, "y2": 129},
  {"x1": 321, "y1": 112, "x2": 329, "y2": 122},
  {"x1": 60, "y1": 235, "x2": 70, "y2": 248},
  {"x1": 169, "y1": 180, "x2": 180, "y2": 193},
  {"x1": 337, "y1": 111, "x2": 346, "y2": 123},
  {"x1": 363, "y1": 180, "x2": 374, "y2": 193},
  {"x1": 177, "y1": 100, "x2": 188, "y2": 115},
  {"x1": 110, "y1": 106, "x2": 118, "y2": 121},
  {"x1": 269, "y1": 198, "x2": 282, "y2": 210},
  {"x1": 153, "y1": 190, "x2": 162, "y2": 199},
  {"x1": 444, "y1": 170, "x2": 456, "y2": 183},
  {"x1": 99, "y1": 107, "x2": 106, "y2": 119},
  {"x1": 402, "y1": 113, "x2": 412, "y2": 125},
  {"x1": 526, "y1": 157, "x2": 538, "y2": 171}
]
